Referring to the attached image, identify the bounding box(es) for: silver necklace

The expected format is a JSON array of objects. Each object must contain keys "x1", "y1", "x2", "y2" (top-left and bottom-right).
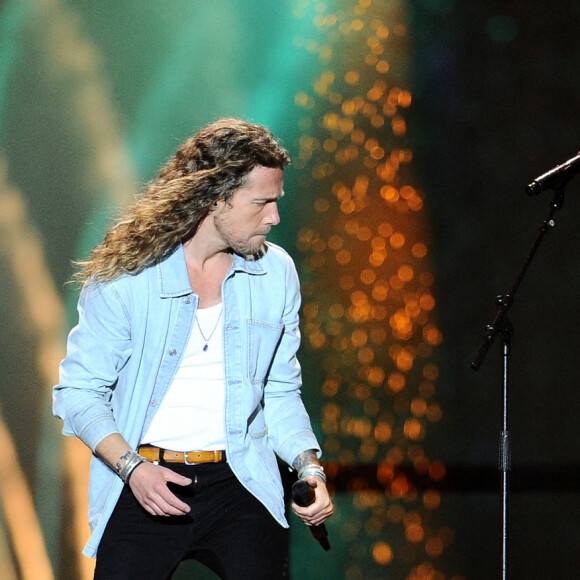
[{"x1": 195, "y1": 306, "x2": 223, "y2": 351}]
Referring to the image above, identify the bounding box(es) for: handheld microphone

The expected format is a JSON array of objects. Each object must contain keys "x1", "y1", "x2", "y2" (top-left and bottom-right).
[
  {"x1": 526, "y1": 151, "x2": 580, "y2": 195},
  {"x1": 291, "y1": 479, "x2": 331, "y2": 551}
]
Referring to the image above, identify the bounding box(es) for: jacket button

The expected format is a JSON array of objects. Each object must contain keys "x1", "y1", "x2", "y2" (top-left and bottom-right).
[
  {"x1": 169, "y1": 348, "x2": 177, "y2": 356},
  {"x1": 184, "y1": 296, "x2": 191, "y2": 304}
]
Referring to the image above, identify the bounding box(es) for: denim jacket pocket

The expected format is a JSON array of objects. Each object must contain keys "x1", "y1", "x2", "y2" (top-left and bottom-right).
[{"x1": 247, "y1": 319, "x2": 284, "y2": 382}]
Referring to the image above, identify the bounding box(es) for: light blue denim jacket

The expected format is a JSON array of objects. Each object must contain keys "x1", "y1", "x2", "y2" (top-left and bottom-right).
[{"x1": 53, "y1": 242, "x2": 321, "y2": 558}]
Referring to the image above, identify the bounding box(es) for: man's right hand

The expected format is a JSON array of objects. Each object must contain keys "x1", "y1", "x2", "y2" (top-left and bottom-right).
[
  {"x1": 95, "y1": 433, "x2": 192, "y2": 517},
  {"x1": 128, "y1": 461, "x2": 192, "y2": 517}
]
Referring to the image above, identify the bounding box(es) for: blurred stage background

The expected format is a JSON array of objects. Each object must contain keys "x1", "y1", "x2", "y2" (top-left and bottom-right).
[{"x1": 2, "y1": 1, "x2": 580, "y2": 578}]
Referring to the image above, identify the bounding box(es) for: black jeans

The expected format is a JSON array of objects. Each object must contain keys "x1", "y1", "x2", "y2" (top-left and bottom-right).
[{"x1": 94, "y1": 461, "x2": 289, "y2": 579}]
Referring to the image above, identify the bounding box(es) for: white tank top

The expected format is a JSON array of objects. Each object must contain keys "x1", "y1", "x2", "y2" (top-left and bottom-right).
[{"x1": 142, "y1": 303, "x2": 226, "y2": 451}]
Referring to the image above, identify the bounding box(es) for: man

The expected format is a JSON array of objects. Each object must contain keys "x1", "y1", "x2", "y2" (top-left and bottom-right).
[{"x1": 53, "y1": 118, "x2": 333, "y2": 579}]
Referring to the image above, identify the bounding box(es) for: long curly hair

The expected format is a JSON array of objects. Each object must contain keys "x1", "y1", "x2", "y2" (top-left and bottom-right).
[{"x1": 75, "y1": 118, "x2": 290, "y2": 284}]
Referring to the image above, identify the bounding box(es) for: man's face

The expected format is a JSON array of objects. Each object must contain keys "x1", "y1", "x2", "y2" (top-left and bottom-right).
[{"x1": 214, "y1": 165, "x2": 284, "y2": 256}]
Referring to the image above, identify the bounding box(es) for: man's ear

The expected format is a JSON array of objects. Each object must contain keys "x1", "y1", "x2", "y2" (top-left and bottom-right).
[
  {"x1": 211, "y1": 198, "x2": 226, "y2": 213},
  {"x1": 214, "y1": 197, "x2": 233, "y2": 213}
]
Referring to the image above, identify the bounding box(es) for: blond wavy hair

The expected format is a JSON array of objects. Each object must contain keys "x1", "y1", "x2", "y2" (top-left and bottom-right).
[{"x1": 75, "y1": 118, "x2": 290, "y2": 284}]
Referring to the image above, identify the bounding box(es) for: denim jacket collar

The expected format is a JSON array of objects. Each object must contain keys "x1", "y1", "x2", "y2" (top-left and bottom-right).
[{"x1": 157, "y1": 244, "x2": 267, "y2": 298}]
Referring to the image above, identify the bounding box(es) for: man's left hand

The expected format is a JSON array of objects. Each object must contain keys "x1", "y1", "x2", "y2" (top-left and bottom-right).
[{"x1": 291, "y1": 475, "x2": 334, "y2": 527}]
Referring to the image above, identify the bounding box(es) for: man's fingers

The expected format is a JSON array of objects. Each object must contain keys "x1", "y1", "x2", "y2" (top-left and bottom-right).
[
  {"x1": 156, "y1": 467, "x2": 192, "y2": 514},
  {"x1": 292, "y1": 475, "x2": 334, "y2": 526},
  {"x1": 151, "y1": 482, "x2": 191, "y2": 515},
  {"x1": 130, "y1": 463, "x2": 193, "y2": 516},
  {"x1": 147, "y1": 495, "x2": 188, "y2": 516},
  {"x1": 163, "y1": 469, "x2": 193, "y2": 487},
  {"x1": 305, "y1": 506, "x2": 334, "y2": 526},
  {"x1": 140, "y1": 486, "x2": 190, "y2": 516}
]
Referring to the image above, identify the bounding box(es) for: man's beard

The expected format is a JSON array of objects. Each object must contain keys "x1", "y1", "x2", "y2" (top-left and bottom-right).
[
  {"x1": 214, "y1": 216, "x2": 269, "y2": 258},
  {"x1": 229, "y1": 237, "x2": 267, "y2": 258}
]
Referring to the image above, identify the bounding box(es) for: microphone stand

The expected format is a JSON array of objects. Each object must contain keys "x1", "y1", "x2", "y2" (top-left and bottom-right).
[{"x1": 471, "y1": 184, "x2": 568, "y2": 580}]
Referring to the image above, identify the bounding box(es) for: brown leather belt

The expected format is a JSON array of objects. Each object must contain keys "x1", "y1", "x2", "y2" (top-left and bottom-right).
[{"x1": 138, "y1": 445, "x2": 226, "y2": 465}]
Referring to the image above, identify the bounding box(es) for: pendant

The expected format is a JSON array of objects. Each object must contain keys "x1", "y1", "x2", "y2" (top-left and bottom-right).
[{"x1": 203, "y1": 344, "x2": 209, "y2": 352}]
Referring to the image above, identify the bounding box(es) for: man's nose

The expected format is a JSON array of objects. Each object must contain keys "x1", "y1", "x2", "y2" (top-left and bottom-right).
[{"x1": 266, "y1": 202, "x2": 280, "y2": 226}]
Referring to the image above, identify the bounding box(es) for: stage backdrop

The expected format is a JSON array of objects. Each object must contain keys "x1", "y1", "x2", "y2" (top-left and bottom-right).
[{"x1": 1, "y1": 1, "x2": 580, "y2": 579}]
